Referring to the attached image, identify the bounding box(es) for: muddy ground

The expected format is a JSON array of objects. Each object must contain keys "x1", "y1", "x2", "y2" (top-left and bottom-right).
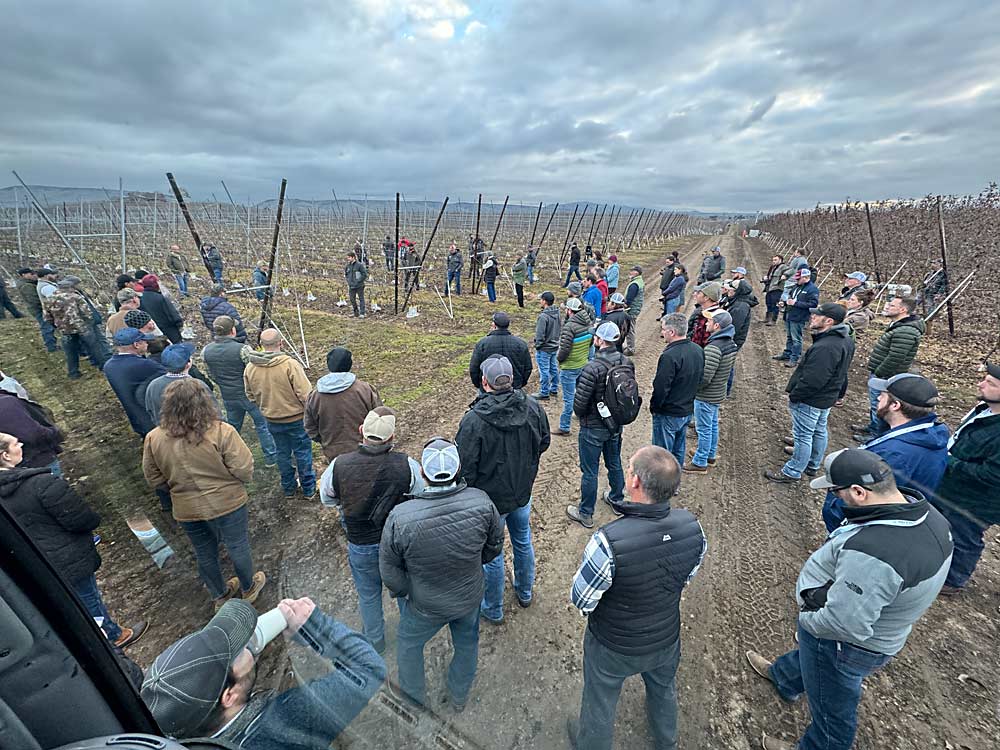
[{"x1": 2, "y1": 233, "x2": 998, "y2": 748}]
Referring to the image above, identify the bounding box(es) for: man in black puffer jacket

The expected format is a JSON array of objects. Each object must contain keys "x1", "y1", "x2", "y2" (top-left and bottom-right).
[
  {"x1": 199, "y1": 285, "x2": 246, "y2": 342},
  {"x1": 766, "y1": 304, "x2": 855, "y2": 484},
  {"x1": 379, "y1": 438, "x2": 503, "y2": 710},
  {"x1": 721, "y1": 278, "x2": 759, "y2": 396},
  {"x1": 566, "y1": 322, "x2": 633, "y2": 529},
  {"x1": 468, "y1": 311, "x2": 533, "y2": 391},
  {"x1": 457, "y1": 355, "x2": 550, "y2": 622},
  {"x1": 0, "y1": 445, "x2": 147, "y2": 649}
]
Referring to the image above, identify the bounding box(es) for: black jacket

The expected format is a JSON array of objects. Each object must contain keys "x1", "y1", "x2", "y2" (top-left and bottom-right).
[
  {"x1": 602, "y1": 309, "x2": 631, "y2": 353},
  {"x1": 456, "y1": 390, "x2": 551, "y2": 515},
  {"x1": 786, "y1": 324, "x2": 856, "y2": 408},
  {"x1": 0, "y1": 392, "x2": 63, "y2": 468},
  {"x1": 573, "y1": 348, "x2": 632, "y2": 428},
  {"x1": 139, "y1": 290, "x2": 184, "y2": 343},
  {"x1": 650, "y1": 339, "x2": 705, "y2": 417},
  {"x1": 468, "y1": 329, "x2": 533, "y2": 390},
  {"x1": 199, "y1": 297, "x2": 246, "y2": 342},
  {"x1": 569, "y1": 246, "x2": 581, "y2": 265},
  {"x1": 589, "y1": 501, "x2": 705, "y2": 656},
  {"x1": 723, "y1": 280, "x2": 758, "y2": 349},
  {"x1": 0, "y1": 467, "x2": 101, "y2": 584},
  {"x1": 333, "y1": 444, "x2": 413, "y2": 545}
]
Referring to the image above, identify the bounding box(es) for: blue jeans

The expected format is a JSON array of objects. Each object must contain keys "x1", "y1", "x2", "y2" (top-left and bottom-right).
[
  {"x1": 782, "y1": 318, "x2": 805, "y2": 361},
  {"x1": 578, "y1": 426, "x2": 625, "y2": 517},
  {"x1": 664, "y1": 296, "x2": 682, "y2": 315},
  {"x1": 174, "y1": 273, "x2": 189, "y2": 295},
  {"x1": 536, "y1": 350, "x2": 559, "y2": 396},
  {"x1": 935, "y1": 503, "x2": 988, "y2": 588},
  {"x1": 396, "y1": 601, "x2": 480, "y2": 706},
  {"x1": 486, "y1": 282, "x2": 496, "y2": 302},
  {"x1": 347, "y1": 541, "x2": 399, "y2": 645},
  {"x1": 652, "y1": 413, "x2": 689, "y2": 467},
  {"x1": 267, "y1": 419, "x2": 316, "y2": 495},
  {"x1": 782, "y1": 401, "x2": 830, "y2": 479},
  {"x1": 770, "y1": 625, "x2": 891, "y2": 750},
  {"x1": 34, "y1": 311, "x2": 58, "y2": 351},
  {"x1": 447, "y1": 269, "x2": 461, "y2": 295},
  {"x1": 865, "y1": 378, "x2": 888, "y2": 436},
  {"x1": 564, "y1": 265, "x2": 582, "y2": 286},
  {"x1": 212, "y1": 267, "x2": 223, "y2": 283},
  {"x1": 481, "y1": 501, "x2": 535, "y2": 620},
  {"x1": 179, "y1": 505, "x2": 255, "y2": 599},
  {"x1": 726, "y1": 360, "x2": 736, "y2": 397},
  {"x1": 526, "y1": 264, "x2": 535, "y2": 283},
  {"x1": 577, "y1": 628, "x2": 680, "y2": 750},
  {"x1": 691, "y1": 400, "x2": 720, "y2": 467},
  {"x1": 559, "y1": 367, "x2": 583, "y2": 431},
  {"x1": 63, "y1": 329, "x2": 110, "y2": 377},
  {"x1": 71, "y1": 574, "x2": 122, "y2": 642},
  {"x1": 223, "y1": 396, "x2": 278, "y2": 463}
]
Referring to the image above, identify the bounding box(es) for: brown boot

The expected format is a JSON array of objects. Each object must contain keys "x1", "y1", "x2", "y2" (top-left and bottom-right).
[
  {"x1": 242, "y1": 571, "x2": 267, "y2": 604},
  {"x1": 114, "y1": 620, "x2": 149, "y2": 649},
  {"x1": 213, "y1": 577, "x2": 240, "y2": 611}
]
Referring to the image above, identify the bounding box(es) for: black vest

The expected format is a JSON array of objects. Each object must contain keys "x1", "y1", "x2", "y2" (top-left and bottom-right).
[
  {"x1": 588, "y1": 502, "x2": 704, "y2": 656},
  {"x1": 332, "y1": 444, "x2": 412, "y2": 545}
]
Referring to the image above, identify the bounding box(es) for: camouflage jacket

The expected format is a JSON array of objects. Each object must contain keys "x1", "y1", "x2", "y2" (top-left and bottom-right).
[{"x1": 45, "y1": 289, "x2": 96, "y2": 335}]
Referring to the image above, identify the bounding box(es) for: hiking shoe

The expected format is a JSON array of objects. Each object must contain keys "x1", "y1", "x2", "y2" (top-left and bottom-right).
[
  {"x1": 761, "y1": 734, "x2": 795, "y2": 750},
  {"x1": 783, "y1": 446, "x2": 795, "y2": 456},
  {"x1": 764, "y1": 470, "x2": 799, "y2": 483},
  {"x1": 938, "y1": 584, "x2": 964, "y2": 597},
  {"x1": 517, "y1": 596, "x2": 532, "y2": 608},
  {"x1": 603, "y1": 489, "x2": 623, "y2": 516},
  {"x1": 746, "y1": 650, "x2": 774, "y2": 681},
  {"x1": 782, "y1": 436, "x2": 795, "y2": 447},
  {"x1": 242, "y1": 571, "x2": 267, "y2": 604},
  {"x1": 566, "y1": 505, "x2": 594, "y2": 529},
  {"x1": 114, "y1": 621, "x2": 149, "y2": 649},
  {"x1": 681, "y1": 462, "x2": 708, "y2": 474},
  {"x1": 531, "y1": 392, "x2": 549, "y2": 400},
  {"x1": 771, "y1": 354, "x2": 789, "y2": 361},
  {"x1": 804, "y1": 467, "x2": 818, "y2": 478}
]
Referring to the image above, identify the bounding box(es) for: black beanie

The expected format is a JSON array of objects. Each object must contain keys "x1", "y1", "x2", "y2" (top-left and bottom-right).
[{"x1": 326, "y1": 347, "x2": 353, "y2": 373}]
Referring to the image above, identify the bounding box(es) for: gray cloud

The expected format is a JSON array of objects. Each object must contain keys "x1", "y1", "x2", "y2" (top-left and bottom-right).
[{"x1": 1, "y1": 0, "x2": 999, "y2": 211}]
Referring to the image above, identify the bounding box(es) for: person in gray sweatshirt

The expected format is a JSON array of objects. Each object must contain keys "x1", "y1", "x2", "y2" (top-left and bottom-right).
[
  {"x1": 746, "y1": 449, "x2": 952, "y2": 750},
  {"x1": 532, "y1": 291, "x2": 562, "y2": 399}
]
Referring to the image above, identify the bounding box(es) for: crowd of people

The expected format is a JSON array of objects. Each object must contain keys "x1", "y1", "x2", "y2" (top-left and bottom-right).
[{"x1": 0, "y1": 236, "x2": 997, "y2": 750}]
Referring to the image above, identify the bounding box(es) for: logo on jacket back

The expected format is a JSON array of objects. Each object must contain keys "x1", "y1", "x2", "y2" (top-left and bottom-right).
[{"x1": 662, "y1": 534, "x2": 672, "y2": 542}]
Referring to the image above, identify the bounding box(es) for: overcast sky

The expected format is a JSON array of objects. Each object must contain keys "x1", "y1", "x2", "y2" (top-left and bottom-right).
[{"x1": 2, "y1": 1, "x2": 999, "y2": 211}]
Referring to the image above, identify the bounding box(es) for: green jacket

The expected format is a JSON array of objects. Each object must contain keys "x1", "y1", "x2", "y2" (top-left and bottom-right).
[
  {"x1": 557, "y1": 310, "x2": 594, "y2": 370},
  {"x1": 625, "y1": 276, "x2": 645, "y2": 320},
  {"x1": 867, "y1": 315, "x2": 925, "y2": 377},
  {"x1": 695, "y1": 327, "x2": 738, "y2": 404},
  {"x1": 935, "y1": 403, "x2": 1000, "y2": 525},
  {"x1": 511, "y1": 260, "x2": 527, "y2": 285}
]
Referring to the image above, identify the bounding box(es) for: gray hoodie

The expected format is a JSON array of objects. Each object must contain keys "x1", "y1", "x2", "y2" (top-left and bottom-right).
[
  {"x1": 534, "y1": 305, "x2": 561, "y2": 352},
  {"x1": 316, "y1": 372, "x2": 356, "y2": 393}
]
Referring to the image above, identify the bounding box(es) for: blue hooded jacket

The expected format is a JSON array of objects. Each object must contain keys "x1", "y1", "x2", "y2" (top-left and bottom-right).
[
  {"x1": 582, "y1": 285, "x2": 604, "y2": 320},
  {"x1": 822, "y1": 414, "x2": 950, "y2": 531}
]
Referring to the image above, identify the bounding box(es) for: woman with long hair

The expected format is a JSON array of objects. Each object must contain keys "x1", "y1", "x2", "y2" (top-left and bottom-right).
[
  {"x1": 662, "y1": 263, "x2": 688, "y2": 316},
  {"x1": 0, "y1": 432, "x2": 147, "y2": 647},
  {"x1": 142, "y1": 378, "x2": 265, "y2": 608}
]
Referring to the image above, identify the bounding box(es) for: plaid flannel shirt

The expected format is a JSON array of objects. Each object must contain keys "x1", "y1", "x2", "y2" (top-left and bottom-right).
[{"x1": 571, "y1": 530, "x2": 615, "y2": 616}]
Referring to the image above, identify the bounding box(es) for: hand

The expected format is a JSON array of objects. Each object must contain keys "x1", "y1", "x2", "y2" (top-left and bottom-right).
[{"x1": 278, "y1": 597, "x2": 316, "y2": 636}]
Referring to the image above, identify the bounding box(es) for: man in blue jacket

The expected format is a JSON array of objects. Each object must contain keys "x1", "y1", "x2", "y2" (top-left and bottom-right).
[
  {"x1": 822, "y1": 374, "x2": 949, "y2": 530},
  {"x1": 582, "y1": 275, "x2": 604, "y2": 322},
  {"x1": 773, "y1": 268, "x2": 819, "y2": 367},
  {"x1": 103, "y1": 327, "x2": 164, "y2": 438}
]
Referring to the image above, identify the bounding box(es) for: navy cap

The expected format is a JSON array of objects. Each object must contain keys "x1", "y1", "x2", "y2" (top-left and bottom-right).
[{"x1": 113, "y1": 327, "x2": 155, "y2": 346}]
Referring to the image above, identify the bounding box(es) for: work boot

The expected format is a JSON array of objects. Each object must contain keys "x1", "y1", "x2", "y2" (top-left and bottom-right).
[
  {"x1": 682, "y1": 462, "x2": 708, "y2": 474},
  {"x1": 764, "y1": 469, "x2": 799, "y2": 484},
  {"x1": 214, "y1": 577, "x2": 240, "y2": 611},
  {"x1": 242, "y1": 571, "x2": 267, "y2": 604},
  {"x1": 565, "y1": 505, "x2": 594, "y2": 529},
  {"x1": 761, "y1": 734, "x2": 795, "y2": 750},
  {"x1": 114, "y1": 621, "x2": 149, "y2": 649}
]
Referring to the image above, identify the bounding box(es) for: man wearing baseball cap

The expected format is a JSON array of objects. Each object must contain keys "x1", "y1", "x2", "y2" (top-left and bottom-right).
[
  {"x1": 773, "y1": 268, "x2": 819, "y2": 367},
  {"x1": 749, "y1": 448, "x2": 952, "y2": 750},
  {"x1": 533, "y1": 291, "x2": 562, "y2": 398},
  {"x1": 379, "y1": 437, "x2": 503, "y2": 710},
  {"x1": 103, "y1": 328, "x2": 164, "y2": 437},
  {"x1": 319, "y1": 407, "x2": 423, "y2": 653},
  {"x1": 142, "y1": 598, "x2": 385, "y2": 745},
  {"x1": 622, "y1": 266, "x2": 645, "y2": 355},
  {"x1": 458, "y1": 355, "x2": 550, "y2": 619},
  {"x1": 697, "y1": 245, "x2": 725, "y2": 284},
  {"x1": 468, "y1": 311, "x2": 533, "y2": 392},
  {"x1": 765, "y1": 303, "x2": 854, "y2": 484},
  {"x1": 556, "y1": 296, "x2": 595, "y2": 435},
  {"x1": 144, "y1": 343, "x2": 211, "y2": 426},
  {"x1": 838, "y1": 271, "x2": 868, "y2": 301},
  {"x1": 15, "y1": 267, "x2": 58, "y2": 351},
  {"x1": 820, "y1": 374, "x2": 949, "y2": 530},
  {"x1": 932, "y1": 362, "x2": 1000, "y2": 594},
  {"x1": 730, "y1": 266, "x2": 748, "y2": 281},
  {"x1": 683, "y1": 309, "x2": 737, "y2": 474}
]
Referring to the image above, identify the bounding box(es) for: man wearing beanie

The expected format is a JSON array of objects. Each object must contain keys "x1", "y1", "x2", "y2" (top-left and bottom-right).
[
  {"x1": 457, "y1": 355, "x2": 550, "y2": 620},
  {"x1": 380, "y1": 438, "x2": 503, "y2": 710},
  {"x1": 687, "y1": 282, "x2": 722, "y2": 347},
  {"x1": 566, "y1": 322, "x2": 634, "y2": 528},
  {"x1": 765, "y1": 303, "x2": 854, "y2": 484},
  {"x1": 320, "y1": 407, "x2": 423, "y2": 653},
  {"x1": 203, "y1": 315, "x2": 278, "y2": 467},
  {"x1": 304, "y1": 347, "x2": 383, "y2": 461},
  {"x1": 468, "y1": 311, "x2": 533, "y2": 391},
  {"x1": 138, "y1": 273, "x2": 184, "y2": 344},
  {"x1": 773, "y1": 268, "x2": 819, "y2": 367},
  {"x1": 932, "y1": 362, "x2": 1000, "y2": 594},
  {"x1": 533, "y1": 291, "x2": 562, "y2": 399},
  {"x1": 141, "y1": 598, "x2": 385, "y2": 745},
  {"x1": 683, "y1": 309, "x2": 737, "y2": 473},
  {"x1": 244, "y1": 328, "x2": 316, "y2": 499}
]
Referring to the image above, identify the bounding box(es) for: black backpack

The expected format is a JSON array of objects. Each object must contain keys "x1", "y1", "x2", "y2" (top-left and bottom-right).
[{"x1": 600, "y1": 361, "x2": 642, "y2": 429}]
